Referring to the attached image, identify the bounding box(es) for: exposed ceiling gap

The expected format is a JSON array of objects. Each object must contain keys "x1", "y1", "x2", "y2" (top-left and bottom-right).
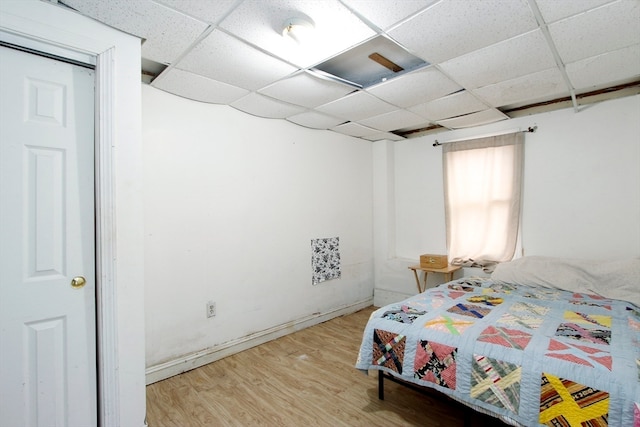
[
  {"x1": 312, "y1": 35, "x2": 428, "y2": 88},
  {"x1": 504, "y1": 80, "x2": 640, "y2": 117},
  {"x1": 395, "y1": 81, "x2": 640, "y2": 139}
]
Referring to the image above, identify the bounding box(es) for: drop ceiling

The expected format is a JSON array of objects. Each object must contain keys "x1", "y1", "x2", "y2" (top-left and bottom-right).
[{"x1": 58, "y1": 0, "x2": 640, "y2": 141}]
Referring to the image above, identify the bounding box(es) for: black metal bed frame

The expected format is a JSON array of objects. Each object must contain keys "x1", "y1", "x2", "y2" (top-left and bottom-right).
[{"x1": 377, "y1": 370, "x2": 474, "y2": 426}]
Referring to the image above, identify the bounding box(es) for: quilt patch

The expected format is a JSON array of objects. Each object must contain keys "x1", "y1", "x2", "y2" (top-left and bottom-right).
[
  {"x1": 430, "y1": 296, "x2": 445, "y2": 309},
  {"x1": 424, "y1": 315, "x2": 474, "y2": 335},
  {"x1": 448, "y1": 283, "x2": 476, "y2": 292},
  {"x1": 467, "y1": 295, "x2": 504, "y2": 306},
  {"x1": 511, "y1": 301, "x2": 550, "y2": 316},
  {"x1": 539, "y1": 373, "x2": 609, "y2": 427},
  {"x1": 478, "y1": 326, "x2": 532, "y2": 350},
  {"x1": 381, "y1": 305, "x2": 426, "y2": 324},
  {"x1": 563, "y1": 311, "x2": 611, "y2": 329},
  {"x1": 570, "y1": 300, "x2": 612, "y2": 310},
  {"x1": 414, "y1": 340, "x2": 457, "y2": 389},
  {"x1": 311, "y1": 237, "x2": 340, "y2": 285},
  {"x1": 457, "y1": 277, "x2": 486, "y2": 287},
  {"x1": 373, "y1": 329, "x2": 405, "y2": 374},
  {"x1": 498, "y1": 312, "x2": 544, "y2": 330},
  {"x1": 523, "y1": 288, "x2": 560, "y2": 301},
  {"x1": 489, "y1": 282, "x2": 517, "y2": 293},
  {"x1": 401, "y1": 298, "x2": 430, "y2": 311},
  {"x1": 555, "y1": 323, "x2": 611, "y2": 346},
  {"x1": 447, "y1": 303, "x2": 492, "y2": 319},
  {"x1": 425, "y1": 291, "x2": 448, "y2": 309},
  {"x1": 447, "y1": 291, "x2": 467, "y2": 299},
  {"x1": 570, "y1": 294, "x2": 612, "y2": 310},
  {"x1": 471, "y1": 355, "x2": 521, "y2": 414},
  {"x1": 572, "y1": 292, "x2": 611, "y2": 303},
  {"x1": 546, "y1": 339, "x2": 612, "y2": 370}
]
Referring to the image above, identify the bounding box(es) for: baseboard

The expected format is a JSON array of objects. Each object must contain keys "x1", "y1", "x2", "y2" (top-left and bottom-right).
[{"x1": 145, "y1": 298, "x2": 374, "y2": 385}]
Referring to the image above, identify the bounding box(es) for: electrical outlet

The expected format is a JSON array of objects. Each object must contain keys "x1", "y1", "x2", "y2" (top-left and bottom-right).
[{"x1": 206, "y1": 300, "x2": 216, "y2": 318}]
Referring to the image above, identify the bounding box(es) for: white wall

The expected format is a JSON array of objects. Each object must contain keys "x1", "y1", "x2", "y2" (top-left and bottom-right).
[
  {"x1": 143, "y1": 86, "x2": 374, "y2": 374},
  {"x1": 374, "y1": 95, "x2": 640, "y2": 304}
]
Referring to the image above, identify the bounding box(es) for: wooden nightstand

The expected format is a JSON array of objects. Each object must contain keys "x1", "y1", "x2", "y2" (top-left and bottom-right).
[{"x1": 408, "y1": 264, "x2": 462, "y2": 293}]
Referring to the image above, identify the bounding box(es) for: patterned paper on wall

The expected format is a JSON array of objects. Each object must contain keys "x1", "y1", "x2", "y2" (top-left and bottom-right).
[{"x1": 311, "y1": 237, "x2": 341, "y2": 285}]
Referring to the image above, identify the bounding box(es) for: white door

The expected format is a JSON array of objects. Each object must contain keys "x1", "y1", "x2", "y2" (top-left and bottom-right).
[{"x1": 0, "y1": 46, "x2": 97, "y2": 426}]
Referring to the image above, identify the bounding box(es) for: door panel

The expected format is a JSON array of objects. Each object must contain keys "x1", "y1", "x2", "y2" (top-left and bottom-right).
[
  {"x1": 0, "y1": 45, "x2": 96, "y2": 426},
  {"x1": 27, "y1": 146, "x2": 65, "y2": 278}
]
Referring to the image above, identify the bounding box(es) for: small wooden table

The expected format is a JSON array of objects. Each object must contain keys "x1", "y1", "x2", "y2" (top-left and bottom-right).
[{"x1": 408, "y1": 264, "x2": 462, "y2": 293}]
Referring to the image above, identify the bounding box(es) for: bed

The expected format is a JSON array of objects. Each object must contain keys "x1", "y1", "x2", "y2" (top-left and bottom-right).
[{"x1": 355, "y1": 256, "x2": 640, "y2": 426}]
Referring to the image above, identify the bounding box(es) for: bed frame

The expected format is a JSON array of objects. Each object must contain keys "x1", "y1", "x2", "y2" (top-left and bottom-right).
[{"x1": 377, "y1": 370, "x2": 482, "y2": 426}]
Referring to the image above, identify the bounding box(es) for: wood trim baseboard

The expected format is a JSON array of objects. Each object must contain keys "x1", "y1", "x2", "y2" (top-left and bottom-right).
[{"x1": 145, "y1": 298, "x2": 374, "y2": 385}]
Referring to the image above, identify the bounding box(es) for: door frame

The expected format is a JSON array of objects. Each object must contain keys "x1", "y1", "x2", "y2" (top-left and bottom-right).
[
  {"x1": 0, "y1": 1, "x2": 145, "y2": 425},
  {"x1": 95, "y1": 46, "x2": 122, "y2": 427}
]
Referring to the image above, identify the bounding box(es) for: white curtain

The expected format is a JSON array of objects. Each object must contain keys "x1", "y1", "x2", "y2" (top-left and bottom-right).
[{"x1": 443, "y1": 132, "x2": 524, "y2": 270}]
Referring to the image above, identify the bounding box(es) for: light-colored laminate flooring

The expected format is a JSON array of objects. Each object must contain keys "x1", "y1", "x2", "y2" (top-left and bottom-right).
[{"x1": 146, "y1": 306, "x2": 508, "y2": 427}]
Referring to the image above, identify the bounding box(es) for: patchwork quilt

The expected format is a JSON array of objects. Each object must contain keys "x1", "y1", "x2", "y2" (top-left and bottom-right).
[{"x1": 355, "y1": 279, "x2": 640, "y2": 426}]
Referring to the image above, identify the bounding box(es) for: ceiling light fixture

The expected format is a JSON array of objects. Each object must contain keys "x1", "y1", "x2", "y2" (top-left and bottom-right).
[{"x1": 282, "y1": 17, "x2": 314, "y2": 44}]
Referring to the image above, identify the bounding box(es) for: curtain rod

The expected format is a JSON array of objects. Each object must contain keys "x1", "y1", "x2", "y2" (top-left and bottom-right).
[{"x1": 433, "y1": 126, "x2": 538, "y2": 147}]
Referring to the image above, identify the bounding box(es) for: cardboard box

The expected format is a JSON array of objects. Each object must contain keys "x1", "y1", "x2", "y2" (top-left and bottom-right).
[{"x1": 419, "y1": 254, "x2": 448, "y2": 269}]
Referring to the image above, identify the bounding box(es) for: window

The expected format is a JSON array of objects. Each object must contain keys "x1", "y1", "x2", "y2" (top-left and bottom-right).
[{"x1": 442, "y1": 132, "x2": 524, "y2": 270}]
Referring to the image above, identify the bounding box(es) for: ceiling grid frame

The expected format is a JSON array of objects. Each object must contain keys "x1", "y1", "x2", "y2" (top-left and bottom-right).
[{"x1": 59, "y1": 0, "x2": 640, "y2": 140}]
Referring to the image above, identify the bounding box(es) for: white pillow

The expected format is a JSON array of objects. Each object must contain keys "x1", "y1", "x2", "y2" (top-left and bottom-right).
[{"x1": 491, "y1": 256, "x2": 640, "y2": 307}]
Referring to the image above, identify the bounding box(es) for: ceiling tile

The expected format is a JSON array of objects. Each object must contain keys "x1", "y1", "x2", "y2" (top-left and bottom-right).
[
  {"x1": 358, "y1": 109, "x2": 429, "y2": 132},
  {"x1": 259, "y1": 72, "x2": 355, "y2": 108},
  {"x1": 366, "y1": 67, "x2": 461, "y2": 108},
  {"x1": 152, "y1": 68, "x2": 249, "y2": 104},
  {"x1": 316, "y1": 91, "x2": 398, "y2": 121},
  {"x1": 63, "y1": 0, "x2": 208, "y2": 65},
  {"x1": 440, "y1": 30, "x2": 556, "y2": 90},
  {"x1": 217, "y1": 0, "x2": 376, "y2": 68},
  {"x1": 362, "y1": 131, "x2": 406, "y2": 142},
  {"x1": 409, "y1": 91, "x2": 487, "y2": 121},
  {"x1": 436, "y1": 109, "x2": 509, "y2": 129},
  {"x1": 340, "y1": 0, "x2": 436, "y2": 30},
  {"x1": 473, "y1": 68, "x2": 568, "y2": 109},
  {"x1": 154, "y1": 0, "x2": 238, "y2": 24},
  {"x1": 535, "y1": 0, "x2": 616, "y2": 23},
  {"x1": 548, "y1": 0, "x2": 640, "y2": 64},
  {"x1": 566, "y1": 44, "x2": 640, "y2": 91},
  {"x1": 388, "y1": 0, "x2": 538, "y2": 64},
  {"x1": 332, "y1": 122, "x2": 380, "y2": 138},
  {"x1": 286, "y1": 111, "x2": 345, "y2": 129},
  {"x1": 176, "y1": 30, "x2": 298, "y2": 91},
  {"x1": 230, "y1": 93, "x2": 306, "y2": 119}
]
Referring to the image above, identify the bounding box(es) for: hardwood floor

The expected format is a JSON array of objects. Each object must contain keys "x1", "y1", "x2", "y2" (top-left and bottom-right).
[{"x1": 146, "y1": 307, "x2": 510, "y2": 427}]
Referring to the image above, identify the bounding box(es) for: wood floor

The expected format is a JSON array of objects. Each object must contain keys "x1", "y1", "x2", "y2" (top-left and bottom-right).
[{"x1": 146, "y1": 306, "x2": 510, "y2": 427}]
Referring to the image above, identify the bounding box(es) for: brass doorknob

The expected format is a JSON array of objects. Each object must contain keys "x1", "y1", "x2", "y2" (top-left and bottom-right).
[{"x1": 71, "y1": 276, "x2": 86, "y2": 289}]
